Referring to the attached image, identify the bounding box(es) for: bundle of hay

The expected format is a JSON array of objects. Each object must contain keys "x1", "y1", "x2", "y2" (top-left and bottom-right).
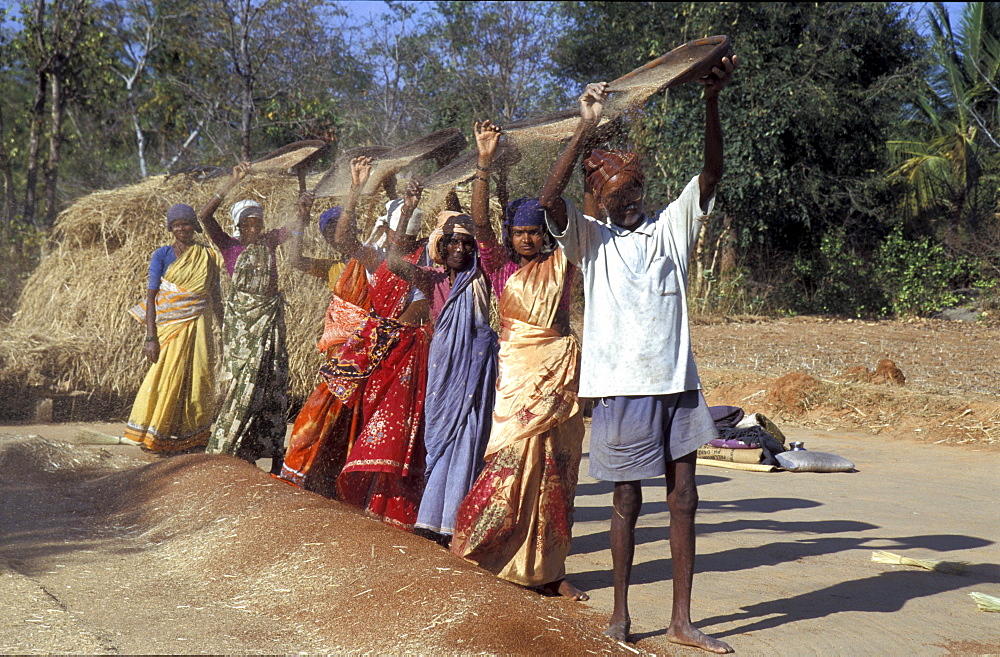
[
  {"x1": 871, "y1": 550, "x2": 968, "y2": 574},
  {"x1": 2, "y1": 170, "x2": 503, "y2": 417}
]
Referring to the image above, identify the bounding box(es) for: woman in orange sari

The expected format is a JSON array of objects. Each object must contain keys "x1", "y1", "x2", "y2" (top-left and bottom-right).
[
  {"x1": 451, "y1": 121, "x2": 588, "y2": 600},
  {"x1": 277, "y1": 194, "x2": 370, "y2": 495}
]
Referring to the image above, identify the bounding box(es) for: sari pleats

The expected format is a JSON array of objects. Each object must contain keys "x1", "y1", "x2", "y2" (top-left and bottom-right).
[
  {"x1": 452, "y1": 248, "x2": 584, "y2": 586},
  {"x1": 206, "y1": 242, "x2": 288, "y2": 461},
  {"x1": 416, "y1": 256, "x2": 499, "y2": 536},
  {"x1": 125, "y1": 244, "x2": 220, "y2": 452}
]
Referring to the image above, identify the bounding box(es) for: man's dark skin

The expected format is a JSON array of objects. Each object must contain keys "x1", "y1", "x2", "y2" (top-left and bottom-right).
[{"x1": 538, "y1": 54, "x2": 737, "y2": 653}]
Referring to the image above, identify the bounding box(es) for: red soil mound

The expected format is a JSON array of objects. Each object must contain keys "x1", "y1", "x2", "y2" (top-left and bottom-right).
[{"x1": 766, "y1": 372, "x2": 819, "y2": 410}]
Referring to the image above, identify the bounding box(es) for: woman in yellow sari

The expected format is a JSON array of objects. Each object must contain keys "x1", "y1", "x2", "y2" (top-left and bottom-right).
[
  {"x1": 451, "y1": 122, "x2": 587, "y2": 600},
  {"x1": 125, "y1": 203, "x2": 222, "y2": 453}
]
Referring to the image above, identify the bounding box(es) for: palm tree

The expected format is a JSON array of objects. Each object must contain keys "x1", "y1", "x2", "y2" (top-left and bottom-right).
[{"x1": 886, "y1": 2, "x2": 1000, "y2": 234}]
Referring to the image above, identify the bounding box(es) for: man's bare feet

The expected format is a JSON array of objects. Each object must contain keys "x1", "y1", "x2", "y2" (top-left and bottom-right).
[
  {"x1": 604, "y1": 613, "x2": 630, "y2": 642},
  {"x1": 666, "y1": 622, "x2": 733, "y2": 654},
  {"x1": 541, "y1": 579, "x2": 590, "y2": 601}
]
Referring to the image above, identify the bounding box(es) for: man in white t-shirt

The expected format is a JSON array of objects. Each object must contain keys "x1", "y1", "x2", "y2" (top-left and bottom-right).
[{"x1": 538, "y1": 53, "x2": 738, "y2": 653}]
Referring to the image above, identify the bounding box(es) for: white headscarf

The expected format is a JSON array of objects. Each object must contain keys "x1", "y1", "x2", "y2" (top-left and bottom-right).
[
  {"x1": 230, "y1": 199, "x2": 264, "y2": 224},
  {"x1": 365, "y1": 199, "x2": 423, "y2": 250}
]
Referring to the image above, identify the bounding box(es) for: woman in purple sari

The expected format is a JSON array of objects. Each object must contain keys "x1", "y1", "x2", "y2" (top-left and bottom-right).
[{"x1": 387, "y1": 187, "x2": 499, "y2": 545}]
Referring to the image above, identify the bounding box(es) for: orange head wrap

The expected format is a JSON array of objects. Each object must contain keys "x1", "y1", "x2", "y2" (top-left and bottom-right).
[
  {"x1": 428, "y1": 210, "x2": 474, "y2": 265},
  {"x1": 583, "y1": 149, "x2": 644, "y2": 198}
]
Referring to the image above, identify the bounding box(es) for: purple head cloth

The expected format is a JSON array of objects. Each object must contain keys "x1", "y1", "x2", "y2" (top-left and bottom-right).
[
  {"x1": 504, "y1": 197, "x2": 545, "y2": 228},
  {"x1": 166, "y1": 203, "x2": 202, "y2": 232},
  {"x1": 318, "y1": 206, "x2": 343, "y2": 234}
]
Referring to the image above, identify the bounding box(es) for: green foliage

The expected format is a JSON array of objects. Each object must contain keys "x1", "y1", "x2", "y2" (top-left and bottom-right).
[
  {"x1": 791, "y1": 225, "x2": 887, "y2": 317},
  {"x1": 875, "y1": 226, "x2": 974, "y2": 316},
  {"x1": 557, "y1": 2, "x2": 926, "y2": 250},
  {"x1": 885, "y1": 2, "x2": 1000, "y2": 244}
]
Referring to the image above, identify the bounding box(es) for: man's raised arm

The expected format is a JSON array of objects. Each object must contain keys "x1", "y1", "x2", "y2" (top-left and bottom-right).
[
  {"x1": 698, "y1": 55, "x2": 738, "y2": 213},
  {"x1": 538, "y1": 82, "x2": 609, "y2": 233}
]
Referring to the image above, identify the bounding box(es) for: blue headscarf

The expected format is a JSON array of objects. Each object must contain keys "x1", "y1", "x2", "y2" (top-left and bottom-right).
[
  {"x1": 504, "y1": 197, "x2": 545, "y2": 228},
  {"x1": 165, "y1": 203, "x2": 202, "y2": 232},
  {"x1": 318, "y1": 206, "x2": 343, "y2": 234}
]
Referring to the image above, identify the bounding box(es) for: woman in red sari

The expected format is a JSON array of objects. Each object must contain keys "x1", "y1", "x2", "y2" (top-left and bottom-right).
[{"x1": 321, "y1": 158, "x2": 432, "y2": 530}]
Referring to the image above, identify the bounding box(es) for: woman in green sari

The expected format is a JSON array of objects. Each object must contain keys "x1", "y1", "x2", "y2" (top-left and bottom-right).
[{"x1": 203, "y1": 164, "x2": 293, "y2": 474}]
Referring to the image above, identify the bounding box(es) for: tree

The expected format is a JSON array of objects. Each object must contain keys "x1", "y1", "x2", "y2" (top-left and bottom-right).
[
  {"x1": 205, "y1": 0, "x2": 350, "y2": 161},
  {"x1": 886, "y1": 2, "x2": 1000, "y2": 241},
  {"x1": 426, "y1": 1, "x2": 569, "y2": 125},
  {"x1": 105, "y1": 0, "x2": 175, "y2": 178},
  {"x1": 555, "y1": 2, "x2": 927, "y2": 314},
  {"x1": 19, "y1": 0, "x2": 105, "y2": 226},
  {"x1": 344, "y1": 2, "x2": 438, "y2": 145},
  {"x1": 0, "y1": 8, "x2": 17, "y2": 226}
]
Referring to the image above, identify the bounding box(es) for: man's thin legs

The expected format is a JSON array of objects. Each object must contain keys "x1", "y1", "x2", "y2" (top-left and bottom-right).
[
  {"x1": 664, "y1": 453, "x2": 733, "y2": 653},
  {"x1": 606, "y1": 480, "x2": 642, "y2": 642}
]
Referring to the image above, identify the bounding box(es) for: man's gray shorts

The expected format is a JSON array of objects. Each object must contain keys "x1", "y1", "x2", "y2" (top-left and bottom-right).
[{"x1": 589, "y1": 390, "x2": 718, "y2": 482}]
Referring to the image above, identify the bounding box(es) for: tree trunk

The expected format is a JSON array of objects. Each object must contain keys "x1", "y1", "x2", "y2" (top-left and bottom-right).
[
  {"x1": 23, "y1": 69, "x2": 48, "y2": 228},
  {"x1": 0, "y1": 103, "x2": 17, "y2": 229},
  {"x1": 238, "y1": 0, "x2": 254, "y2": 161},
  {"x1": 43, "y1": 65, "x2": 65, "y2": 227},
  {"x1": 128, "y1": 90, "x2": 148, "y2": 178},
  {"x1": 241, "y1": 77, "x2": 253, "y2": 161}
]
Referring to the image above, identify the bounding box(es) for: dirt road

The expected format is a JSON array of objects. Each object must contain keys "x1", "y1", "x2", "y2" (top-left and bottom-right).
[
  {"x1": 570, "y1": 426, "x2": 1000, "y2": 654},
  {"x1": 2, "y1": 421, "x2": 997, "y2": 654}
]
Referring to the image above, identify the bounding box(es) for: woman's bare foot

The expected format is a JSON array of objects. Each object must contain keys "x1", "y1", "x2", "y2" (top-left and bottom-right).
[
  {"x1": 541, "y1": 579, "x2": 590, "y2": 601},
  {"x1": 666, "y1": 622, "x2": 733, "y2": 653},
  {"x1": 604, "y1": 612, "x2": 630, "y2": 642}
]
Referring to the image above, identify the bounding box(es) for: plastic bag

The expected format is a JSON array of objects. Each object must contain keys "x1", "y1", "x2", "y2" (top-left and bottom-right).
[{"x1": 775, "y1": 450, "x2": 855, "y2": 473}]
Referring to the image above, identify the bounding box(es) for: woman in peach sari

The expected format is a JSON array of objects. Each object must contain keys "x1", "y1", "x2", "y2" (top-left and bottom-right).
[{"x1": 451, "y1": 122, "x2": 587, "y2": 600}]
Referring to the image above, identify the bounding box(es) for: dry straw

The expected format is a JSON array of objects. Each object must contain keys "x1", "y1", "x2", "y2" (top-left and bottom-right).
[
  {"x1": 969, "y1": 592, "x2": 1000, "y2": 612},
  {"x1": 2, "y1": 170, "x2": 503, "y2": 411},
  {"x1": 871, "y1": 550, "x2": 968, "y2": 575}
]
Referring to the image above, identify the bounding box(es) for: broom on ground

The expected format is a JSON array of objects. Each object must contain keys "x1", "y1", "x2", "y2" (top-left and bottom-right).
[
  {"x1": 969, "y1": 592, "x2": 1000, "y2": 612},
  {"x1": 74, "y1": 427, "x2": 140, "y2": 446},
  {"x1": 871, "y1": 550, "x2": 968, "y2": 575}
]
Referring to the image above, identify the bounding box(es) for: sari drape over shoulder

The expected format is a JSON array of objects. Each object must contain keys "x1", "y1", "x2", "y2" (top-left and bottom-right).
[
  {"x1": 126, "y1": 243, "x2": 222, "y2": 451},
  {"x1": 452, "y1": 248, "x2": 584, "y2": 587},
  {"x1": 278, "y1": 259, "x2": 370, "y2": 495},
  {"x1": 334, "y1": 255, "x2": 431, "y2": 531},
  {"x1": 415, "y1": 255, "x2": 499, "y2": 536},
  {"x1": 206, "y1": 241, "x2": 289, "y2": 461}
]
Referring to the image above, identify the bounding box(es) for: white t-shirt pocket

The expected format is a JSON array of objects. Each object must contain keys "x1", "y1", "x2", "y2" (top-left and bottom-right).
[{"x1": 650, "y1": 255, "x2": 679, "y2": 296}]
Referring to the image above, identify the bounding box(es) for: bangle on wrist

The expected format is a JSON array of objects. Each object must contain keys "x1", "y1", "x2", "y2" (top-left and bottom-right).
[
  {"x1": 145, "y1": 335, "x2": 158, "y2": 342},
  {"x1": 476, "y1": 164, "x2": 490, "y2": 172},
  {"x1": 473, "y1": 174, "x2": 488, "y2": 183}
]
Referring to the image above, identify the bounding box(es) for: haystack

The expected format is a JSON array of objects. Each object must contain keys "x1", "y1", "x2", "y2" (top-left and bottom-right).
[{"x1": 1, "y1": 171, "x2": 504, "y2": 420}]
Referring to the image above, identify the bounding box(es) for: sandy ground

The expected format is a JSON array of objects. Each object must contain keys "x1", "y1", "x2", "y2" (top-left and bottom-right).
[{"x1": 1, "y1": 420, "x2": 998, "y2": 655}]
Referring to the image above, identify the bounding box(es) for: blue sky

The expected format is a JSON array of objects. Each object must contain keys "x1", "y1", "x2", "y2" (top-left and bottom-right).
[{"x1": 335, "y1": 1, "x2": 970, "y2": 36}]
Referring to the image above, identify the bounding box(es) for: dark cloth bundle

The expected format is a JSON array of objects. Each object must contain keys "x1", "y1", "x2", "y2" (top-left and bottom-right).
[{"x1": 708, "y1": 406, "x2": 786, "y2": 466}]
